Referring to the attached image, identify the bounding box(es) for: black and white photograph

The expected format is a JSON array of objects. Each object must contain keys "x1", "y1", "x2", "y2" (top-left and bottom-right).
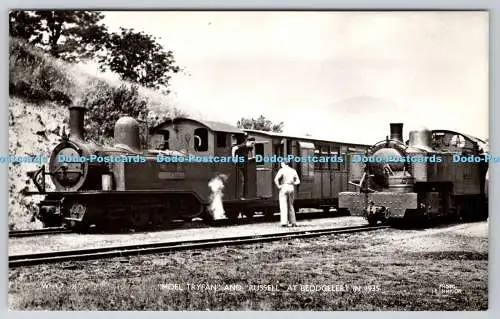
[{"x1": 7, "y1": 10, "x2": 489, "y2": 310}]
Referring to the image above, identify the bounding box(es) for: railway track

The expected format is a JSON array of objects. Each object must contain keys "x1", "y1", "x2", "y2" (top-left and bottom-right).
[
  {"x1": 9, "y1": 228, "x2": 72, "y2": 238},
  {"x1": 9, "y1": 224, "x2": 389, "y2": 268},
  {"x1": 8, "y1": 210, "x2": 342, "y2": 238}
]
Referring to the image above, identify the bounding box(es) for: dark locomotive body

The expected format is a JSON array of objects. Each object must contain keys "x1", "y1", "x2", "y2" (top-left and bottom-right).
[
  {"x1": 27, "y1": 106, "x2": 372, "y2": 230},
  {"x1": 339, "y1": 123, "x2": 488, "y2": 226}
]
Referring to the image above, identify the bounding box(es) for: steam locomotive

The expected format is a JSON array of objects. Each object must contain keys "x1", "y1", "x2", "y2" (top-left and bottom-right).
[
  {"x1": 339, "y1": 123, "x2": 489, "y2": 226},
  {"x1": 27, "y1": 107, "x2": 209, "y2": 230},
  {"x1": 26, "y1": 106, "x2": 370, "y2": 230}
]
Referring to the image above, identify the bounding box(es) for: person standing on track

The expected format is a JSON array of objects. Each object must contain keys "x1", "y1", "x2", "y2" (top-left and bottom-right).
[{"x1": 274, "y1": 160, "x2": 300, "y2": 227}]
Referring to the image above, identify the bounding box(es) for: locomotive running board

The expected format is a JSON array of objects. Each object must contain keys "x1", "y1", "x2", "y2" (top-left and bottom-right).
[{"x1": 23, "y1": 189, "x2": 207, "y2": 205}]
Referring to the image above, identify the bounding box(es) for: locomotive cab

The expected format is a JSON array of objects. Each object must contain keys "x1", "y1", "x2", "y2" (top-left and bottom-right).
[{"x1": 149, "y1": 117, "x2": 248, "y2": 200}]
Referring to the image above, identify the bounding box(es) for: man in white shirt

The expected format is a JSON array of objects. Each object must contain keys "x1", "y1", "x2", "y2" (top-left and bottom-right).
[{"x1": 274, "y1": 161, "x2": 300, "y2": 227}]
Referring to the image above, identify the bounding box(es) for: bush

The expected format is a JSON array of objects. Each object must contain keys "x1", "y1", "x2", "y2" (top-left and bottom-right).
[
  {"x1": 80, "y1": 80, "x2": 150, "y2": 146},
  {"x1": 9, "y1": 37, "x2": 73, "y2": 105}
]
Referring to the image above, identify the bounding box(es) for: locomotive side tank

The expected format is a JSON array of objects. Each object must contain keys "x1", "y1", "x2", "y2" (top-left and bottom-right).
[{"x1": 339, "y1": 123, "x2": 488, "y2": 226}]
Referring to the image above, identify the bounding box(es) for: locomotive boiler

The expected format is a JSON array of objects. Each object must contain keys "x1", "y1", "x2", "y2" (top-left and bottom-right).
[{"x1": 339, "y1": 123, "x2": 488, "y2": 226}]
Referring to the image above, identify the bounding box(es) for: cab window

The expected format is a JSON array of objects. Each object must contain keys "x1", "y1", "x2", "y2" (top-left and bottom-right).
[
  {"x1": 160, "y1": 130, "x2": 169, "y2": 150},
  {"x1": 216, "y1": 132, "x2": 227, "y2": 148},
  {"x1": 255, "y1": 143, "x2": 265, "y2": 165},
  {"x1": 194, "y1": 128, "x2": 209, "y2": 152}
]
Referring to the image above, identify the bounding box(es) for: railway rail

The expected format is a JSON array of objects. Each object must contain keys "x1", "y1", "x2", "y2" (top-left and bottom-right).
[
  {"x1": 9, "y1": 224, "x2": 389, "y2": 268},
  {"x1": 9, "y1": 228, "x2": 72, "y2": 238}
]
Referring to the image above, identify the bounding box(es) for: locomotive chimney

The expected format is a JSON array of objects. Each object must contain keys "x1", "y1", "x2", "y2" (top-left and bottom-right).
[
  {"x1": 69, "y1": 106, "x2": 86, "y2": 140},
  {"x1": 390, "y1": 123, "x2": 404, "y2": 142}
]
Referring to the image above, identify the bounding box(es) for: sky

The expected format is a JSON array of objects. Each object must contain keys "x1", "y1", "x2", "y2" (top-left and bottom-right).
[{"x1": 84, "y1": 11, "x2": 489, "y2": 145}]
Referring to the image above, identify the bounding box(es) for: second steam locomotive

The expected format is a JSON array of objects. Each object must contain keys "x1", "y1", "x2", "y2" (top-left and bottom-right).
[{"x1": 339, "y1": 123, "x2": 489, "y2": 226}]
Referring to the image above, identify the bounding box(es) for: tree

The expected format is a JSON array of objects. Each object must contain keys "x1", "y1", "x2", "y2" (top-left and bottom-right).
[
  {"x1": 9, "y1": 11, "x2": 39, "y2": 40},
  {"x1": 98, "y1": 27, "x2": 181, "y2": 91},
  {"x1": 236, "y1": 115, "x2": 284, "y2": 133},
  {"x1": 9, "y1": 10, "x2": 108, "y2": 63}
]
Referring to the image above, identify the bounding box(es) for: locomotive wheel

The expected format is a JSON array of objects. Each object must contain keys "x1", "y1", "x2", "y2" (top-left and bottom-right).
[
  {"x1": 478, "y1": 200, "x2": 489, "y2": 221},
  {"x1": 401, "y1": 209, "x2": 428, "y2": 229},
  {"x1": 42, "y1": 215, "x2": 63, "y2": 228},
  {"x1": 225, "y1": 209, "x2": 240, "y2": 223},
  {"x1": 263, "y1": 208, "x2": 275, "y2": 221},
  {"x1": 243, "y1": 211, "x2": 254, "y2": 222},
  {"x1": 201, "y1": 206, "x2": 215, "y2": 225},
  {"x1": 336, "y1": 208, "x2": 350, "y2": 216},
  {"x1": 445, "y1": 204, "x2": 461, "y2": 223},
  {"x1": 178, "y1": 195, "x2": 204, "y2": 220},
  {"x1": 132, "y1": 211, "x2": 150, "y2": 229},
  {"x1": 469, "y1": 198, "x2": 488, "y2": 222},
  {"x1": 367, "y1": 216, "x2": 378, "y2": 226},
  {"x1": 458, "y1": 201, "x2": 473, "y2": 222},
  {"x1": 388, "y1": 218, "x2": 404, "y2": 228},
  {"x1": 417, "y1": 214, "x2": 429, "y2": 228},
  {"x1": 151, "y1": 206, "x2": 172, "y2": 228}
]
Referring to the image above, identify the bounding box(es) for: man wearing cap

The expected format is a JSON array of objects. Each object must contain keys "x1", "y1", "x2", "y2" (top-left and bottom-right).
[
  {"x1": 232, "y1": 136, "x2": 255, "y2": 199},
  {"x1": 274, "y1": 161, "x2": 300, "y2": 227}
]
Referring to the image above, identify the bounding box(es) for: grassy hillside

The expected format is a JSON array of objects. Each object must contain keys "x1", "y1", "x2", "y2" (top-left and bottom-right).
[{"x1": 8, "y1": 37, "x2": 185, "y2": 230}]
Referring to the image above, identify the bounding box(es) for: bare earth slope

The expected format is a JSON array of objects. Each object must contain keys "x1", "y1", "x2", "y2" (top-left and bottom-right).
[{"x1": 8, "y1": 97, "x2": 65, "y2": 229}]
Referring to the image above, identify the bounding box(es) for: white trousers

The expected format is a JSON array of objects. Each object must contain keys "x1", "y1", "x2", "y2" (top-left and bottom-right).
[{"x1": 279, "y1": 184, "x2": 296, "y2": 225}]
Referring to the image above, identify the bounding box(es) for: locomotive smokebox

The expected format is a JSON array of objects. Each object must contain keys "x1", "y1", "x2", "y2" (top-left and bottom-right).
[
  {"x1": 69, "y1": 106, "x2": 86, "y2": 140},
  {"x1": 390, "y1": 123, "x2": 404, "y2": 142}
]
